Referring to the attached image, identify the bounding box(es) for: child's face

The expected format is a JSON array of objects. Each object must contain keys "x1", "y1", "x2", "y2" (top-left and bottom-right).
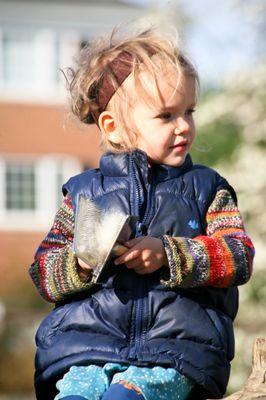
[{"x1": 129, "y1": 67, "x2": 197, "y2": 167}]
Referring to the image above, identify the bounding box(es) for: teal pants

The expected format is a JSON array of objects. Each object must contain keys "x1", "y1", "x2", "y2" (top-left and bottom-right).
[
  {"x1": 55, "y1": 363, "x2": 194, "y2": 400},
  {"x1": 60, "y1": 382, "x2": 145, "y2": 399}
]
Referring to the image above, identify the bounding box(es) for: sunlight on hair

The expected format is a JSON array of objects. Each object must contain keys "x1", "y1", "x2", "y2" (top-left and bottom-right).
[{"x1": 63, "y1": 24, "x2": 199, "y2": 153}]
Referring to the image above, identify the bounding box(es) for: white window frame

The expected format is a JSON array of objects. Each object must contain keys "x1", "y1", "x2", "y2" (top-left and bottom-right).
[
  {"x1": 0, "y1": 27, "x2": 81, "y2": 102},
  {"x1": 0, "y1": 154, "x2": 82, "y2": 231}
]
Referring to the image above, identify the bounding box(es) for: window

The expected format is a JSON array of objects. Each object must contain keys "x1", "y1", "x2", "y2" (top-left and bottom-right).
[
  {"x1": 5, "y1": 163, "x2": 36, "y2": 210},
  {"x1": 0, "y1": 155, "x2": 82, "y2": 230},
  {"x1": 2, "y1": 32, "x2": 36, "y2": 86},
  {"x1": 0, "y1": 28, "x2": 81, "y2": 98}
]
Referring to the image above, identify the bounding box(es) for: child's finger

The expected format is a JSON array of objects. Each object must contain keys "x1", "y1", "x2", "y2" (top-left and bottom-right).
[
  {"x1": 77, "y1": 258, "x2": 93, "y2": 271},
  {"x1": 125, "y1": 258, "x2": 142, "y2": 269},
  {"x1": 114, "y1": 249, "x2": 140, "y2": 265}
]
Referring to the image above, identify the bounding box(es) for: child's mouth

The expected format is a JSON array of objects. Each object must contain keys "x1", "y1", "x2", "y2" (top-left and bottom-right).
[{"x1": 170, "y1": 141, "x2": 188, "y2": 152}]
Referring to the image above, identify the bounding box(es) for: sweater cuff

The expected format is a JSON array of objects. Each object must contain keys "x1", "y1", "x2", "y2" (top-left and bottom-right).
[
  {"x1": 161, "y1": 235, "x2": 183, "y2": 287},
  {"x1": 67, "y1": 250, "x2": 93, "y2": 289}
]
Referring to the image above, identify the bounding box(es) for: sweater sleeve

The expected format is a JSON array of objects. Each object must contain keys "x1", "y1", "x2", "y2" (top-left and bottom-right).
[
  {"x1": 29, "y1": 194, "x2": 94, "y2": 303},
  {"x1": 161, "y1": 189, "x2": 255, "y2": 288}
]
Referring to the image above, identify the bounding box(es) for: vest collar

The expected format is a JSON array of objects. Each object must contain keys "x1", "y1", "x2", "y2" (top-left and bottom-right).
[{"x1": 100, "y1": 149, "x2": 193, "y2": 182}]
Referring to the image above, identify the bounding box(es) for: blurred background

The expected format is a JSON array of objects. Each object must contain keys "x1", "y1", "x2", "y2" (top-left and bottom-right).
[{"x1": 0, "y1": 0, "x2": 265, "y2": 398}]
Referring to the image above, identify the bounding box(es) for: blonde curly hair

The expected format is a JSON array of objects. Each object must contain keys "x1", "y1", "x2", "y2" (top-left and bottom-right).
[{"x1": 66, "y1": 26, "x2": 199, "y2": 152}]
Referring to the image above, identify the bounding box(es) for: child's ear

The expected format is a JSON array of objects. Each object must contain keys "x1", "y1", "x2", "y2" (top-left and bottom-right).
[{"x1": 98, "y1": 111, "x2": 120, "y2": 144}]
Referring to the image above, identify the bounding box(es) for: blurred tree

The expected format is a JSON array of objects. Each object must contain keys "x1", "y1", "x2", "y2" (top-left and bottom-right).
[
  {"x1": 193, "y1": 62, "x2": 266, "y2": 394},
  {"x1": 191, "y1": 117, "x2": 241, "y2": 166}
]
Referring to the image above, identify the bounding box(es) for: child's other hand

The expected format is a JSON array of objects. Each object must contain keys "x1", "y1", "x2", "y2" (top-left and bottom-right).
[
  {"x1": 114, "y1": 236, "x2": 168, "y2": 274},
  {"x1": 77, "y1": 258, "x2": 93, "y2": 281}
]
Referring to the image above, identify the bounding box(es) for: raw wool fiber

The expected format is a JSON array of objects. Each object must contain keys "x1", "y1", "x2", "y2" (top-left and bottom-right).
[{"x1": 75, "y1": 196, "x2": 126, "y2": 267}]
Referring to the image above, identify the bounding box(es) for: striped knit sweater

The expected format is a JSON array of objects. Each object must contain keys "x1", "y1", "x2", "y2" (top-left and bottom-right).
[{"x1": 29, "y1": 189, "x2": 254, "y2": 302}]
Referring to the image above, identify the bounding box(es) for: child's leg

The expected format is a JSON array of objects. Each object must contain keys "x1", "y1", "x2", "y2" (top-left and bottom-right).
[
  {"x1": 111, "y1": 365, "x2": 195, "y2": 400},
  {"x1": 59, "y1": 397, "x2": 88, "y2": 400},
  {"x1": 54, "y1": 363, "x2": 131, "y2": 400},
  {"x1": 54, "y1": 365, "x2": 109, "y2": 400},
  {"x1": 101, "y1": 382, "x2": 145, "y2": 400},
  {"x1": 55, "y1": 363, "x2": 194, "y2": 400}
]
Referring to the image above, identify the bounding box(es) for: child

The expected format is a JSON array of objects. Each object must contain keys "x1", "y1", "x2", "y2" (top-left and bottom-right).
[{"x1": 30, "y1": 27, "x2": 255, "y2": 400}]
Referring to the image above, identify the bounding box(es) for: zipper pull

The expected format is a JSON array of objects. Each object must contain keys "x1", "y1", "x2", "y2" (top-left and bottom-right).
[
  {"x1": 135, "y1": 223, "x2": 148, "y2": 237},
  {"x1": 135, "y1": 222, "x2": 143, "y2": 237}
]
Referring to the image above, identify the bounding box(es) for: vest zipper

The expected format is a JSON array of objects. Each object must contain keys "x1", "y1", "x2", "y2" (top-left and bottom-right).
[
  {"x1": 130, "y1": 171, "x2": 154, "y2": 359},
  {"x1": 140, "y1": 169, "x2": 155, "y2": 234},
  {"x1": 129, "y1": 280, "x2": 144, "y2": 359},
  {"x1": 129, "y1": 156, "x2": 142, "y2": 236},
  {"x1": 129, "y1": 154, "x2": 151, "y2": 360}
]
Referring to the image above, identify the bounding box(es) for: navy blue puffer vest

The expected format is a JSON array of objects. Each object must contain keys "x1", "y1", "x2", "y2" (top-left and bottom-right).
[{"x1": 34, "y1": 150, "x2": 238, "y2": 400}]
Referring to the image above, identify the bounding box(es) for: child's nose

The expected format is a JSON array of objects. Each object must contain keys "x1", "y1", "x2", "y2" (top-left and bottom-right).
[{"x1": 173, "y1": 118, "x2": 190, "y2": 134}]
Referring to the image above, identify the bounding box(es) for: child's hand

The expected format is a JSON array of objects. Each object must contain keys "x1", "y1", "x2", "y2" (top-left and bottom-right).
[
  {"x1": 114, "y1": 236, "x2": 168, "y2": 274},
  {"x1": 77, "y1": 258, "x2": 93, "y2": 282}
]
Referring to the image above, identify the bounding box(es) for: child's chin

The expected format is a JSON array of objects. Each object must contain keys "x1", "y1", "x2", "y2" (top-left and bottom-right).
[{"x1": 165, "y1": 155, "x2": 187, "y2": 167}]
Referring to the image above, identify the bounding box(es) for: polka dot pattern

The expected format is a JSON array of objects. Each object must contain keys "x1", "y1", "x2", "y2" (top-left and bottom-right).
[{"x1": 55, "y1": 363, "x2": 194, "y2": 400}]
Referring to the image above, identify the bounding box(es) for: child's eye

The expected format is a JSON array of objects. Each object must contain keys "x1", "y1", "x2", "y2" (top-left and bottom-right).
[
  {"x1": 186, "y1": 108, "x2": 196, "y2": 116},
  {"x1": 157, "y1": 112, "x2": 172, "y2": 120}
]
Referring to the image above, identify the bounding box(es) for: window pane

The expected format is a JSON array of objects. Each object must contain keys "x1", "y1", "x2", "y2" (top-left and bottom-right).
[
  {"x1": 3, "y1": 32, "x2": 36, "y2": 85},
  {"x1": 5, "y1": 163, "x2": 36, "y2": 210}
]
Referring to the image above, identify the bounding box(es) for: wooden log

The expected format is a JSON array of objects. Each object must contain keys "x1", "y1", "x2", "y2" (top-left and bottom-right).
[{"x1": 224, "y1": 338, "x2": 266, "y2": 400}]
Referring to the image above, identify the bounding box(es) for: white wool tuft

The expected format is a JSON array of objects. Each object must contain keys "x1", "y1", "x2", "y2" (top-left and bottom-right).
[
  {"x1": 96, "y1": 211, "x2": 125, "y2": 258},
  {"x1": 75, "y1": 196, "x2": 128, "y2": 267}
]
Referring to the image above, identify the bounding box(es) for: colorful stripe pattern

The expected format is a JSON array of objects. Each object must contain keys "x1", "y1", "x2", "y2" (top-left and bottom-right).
[
  {"x1": 29, "y1": 194, "x2": 92, "y2": 302},
  {"x1": 30, "y1": 190, "x2": 255, "y2": 302},
  {"x1": 162, "y1": 189, "x2": 255, "y2": 288}
]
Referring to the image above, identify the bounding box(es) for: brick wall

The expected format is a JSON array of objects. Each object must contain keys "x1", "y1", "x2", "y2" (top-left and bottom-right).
[{"x1": 0, "y1": 101, "x2": 103, "y2": 299}]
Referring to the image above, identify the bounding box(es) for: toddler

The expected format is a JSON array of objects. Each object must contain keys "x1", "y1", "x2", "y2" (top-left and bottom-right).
[{"x1": 30, "y1": 27, "x2": 255, "y2": 400}]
